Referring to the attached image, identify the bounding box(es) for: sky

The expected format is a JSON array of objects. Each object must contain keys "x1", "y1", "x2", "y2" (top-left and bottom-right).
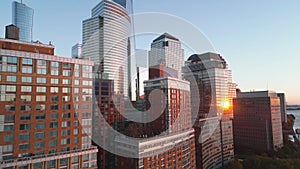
[{"x1": 0, "y1": 0, "x2": 300, "y2": 104}]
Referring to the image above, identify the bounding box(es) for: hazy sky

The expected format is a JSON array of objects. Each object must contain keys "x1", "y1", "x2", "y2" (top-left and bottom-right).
[{"x1": 0, "y1": 0, "x2": 299, "y2": 104}]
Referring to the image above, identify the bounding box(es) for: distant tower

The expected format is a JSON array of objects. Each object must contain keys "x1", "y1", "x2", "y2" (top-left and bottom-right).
[
  {"x1": 71, "y1": 43, "x2": 82, "y2": 58},
  {"x1": 12, "y1": 1, "x2": 34, "y2": 42},
  {"x1": 149, "y1": 33, "x2": 184, "y2": 79}
]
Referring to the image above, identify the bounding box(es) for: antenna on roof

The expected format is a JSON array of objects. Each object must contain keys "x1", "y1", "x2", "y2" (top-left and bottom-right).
[{"x1": 21, "y1": 0, "x2": 23, "y2": 4}]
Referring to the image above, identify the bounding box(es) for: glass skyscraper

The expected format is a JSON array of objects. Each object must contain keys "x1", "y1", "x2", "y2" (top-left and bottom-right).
[{"x1": 12, "y1": 1, "x2": 34, "y2": 42}]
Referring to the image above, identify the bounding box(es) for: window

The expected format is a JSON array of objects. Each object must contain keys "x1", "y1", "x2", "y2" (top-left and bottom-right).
[
  {"x1": 22, "y1": 66, "x2": 32, "y2": 74},
  {"x1": 63, "y1": 88, "x2": 71, "y2": 93},
  {"x1": 35, "y1": 123, "x2": 45, "y2": 130},
  {"x1": 61, "y1": 138, "x2": 70, "y2": 145},
  {"x1": 20, "y1": 105, "x2": 31, "y2": 111},
  {"x1": 50, "y1": 87, "x2": 59, "y2": 93},
  {"x1": 6, "y1": 76, "x2": 16, "y2": 82},
  {"x1": 36, "y1": 86, "x2": 46, "y2": 93},
  {"x1": 21, "y1": 95, "x2": 31, "y2": 102},
  {"x1": 37, "y1": 77, "x2": 46, "y2": 84},
  {"x1": 19, "y1": 133, "x2": 30, "y2": 140},
  {"x1": 62, "y1": 96, "x2": 70, "y2": 102},
  {"x1": 62, "y1": 104, "x2": 71, "y2": 110},
  {"x1": 63, "y1": 63, "x2": 71, "y2": 69},
  {"x1": 74, "y1": 80, "x2": 79, "y2": 85},
  {"x1": 36, "y1": 96, "x2": 46, "y2": 102},
  {"x1": 61, "y1": 130, "x2": 70, "y2": 136},
  {"x1": 74, "y1": 64, "x2": 80, "y2": 70},
  {"x1": 82, "y1": 88, "x2": 92, "y2": 94},
  {"x1": 73, "y1": 137, "x2": 78, "y2": 144},
  {"x1": 48, "y1": 140, "x2": 57, "y2": 147},
  {"x1": 37, "y1": 60, "x2": 47, "y2": 66},
  {"x1": 36, "y1": 104, "x2": 45, "y2": 111},
  {"x1": 61, "y1": 121, "x2": 70, "y2": 127},
  {"x1": 19, "y1": 143, "x2": 29, "y2": 150},
  {"x1": 4, "y1": 134, "x2": 14, "y2": 142},
  {"x1": 50, "y1": 113, "x2": 58, "y2": 119},
  {"x1": 50, "y1": 122, "x2": 58, "y2": 128},
  {"x1": 20, "y1": 124, "x2": 30, "y2": 130},
  {"x1": 6, "y1": 65, "x2": 17, "y2": 72},
  {"x1": 49, "y1": 131, "x2": 57, "y2": 137},
  {"x1": 21, "y1": 86, "x2": 32, "y2": 92},
  {"x1": 74, "y1": 71, "x2": 80, "y2": 77},
  {"x1": 51, "y1": 62, "x2": 59, "y2": 67},
  {"x1": 20, "y1": 114, "x2": 31, "y2": 121},
  {"x1": 62, "y1": 113, "x2": 71, "y2": 118},
  {"x1": 37, "y1": 68, "x2": 46, "y2": 74},
  {"x1": 83, "y1": 80, "x2": 92, "y2": 86},
  {"x1": 4, "y1": 85, "x2": 16, "y2": 92},
  {"x1": 35, "y1": 114, "x2": 45, "y2": 120},
  {"x1": 47, "y1": 160, "x2": 56, "y2": 168},
  {"x1": 51, "y1": 78, "x2": 59, "y2": 84},
  {"x1": 22, "y1": 76, "x2": 32, "y2": 83},
  {"x1": 22, "y1": 58, "x2": 32, "y2": 65},
  {"x1": 50, "y1": 105, "x2": 59, "y2": 110},
  {"x1": 2, "y1": 124, "x2": 14, "y2": 131},
  {"x1": 35, "y1": 132, "x2": 45, "y2": 139},
  {"x1": 74, "y1": 121, "x2": 79, "y2": 127},
  {"x1": 63, "y1": 79, "x2": 71, "y2": 84},
  {"x1": 7, "y1": 56, "x2": 17, "y2": 64},
  {"x1": 5, "y1": 104, "x2": 15, "y2": 111},
  {"x1": 83, "y1": 65, "x2": 92, "y2": 72},
  {"x1": 34, "y1": 141, "x2": 44, "y2": 149},
  {"x1": 73, "y1": 129, "x2": 78, "y2": 135},
  {"x1": 1, "y1": 94, "x2": 16, "y2": 102},
  {"x1": 63, "y1": 70, "x2": 71, "y2": 76},
  {"x1": 74, "y1": 88, "x2": 79, "y2": 94},
  {"x1": 51, "y1": 70, "x2": 59, "y2": 76},
  {"x1": 51, "y1": 96, "x2": 59, "y2": 102}
]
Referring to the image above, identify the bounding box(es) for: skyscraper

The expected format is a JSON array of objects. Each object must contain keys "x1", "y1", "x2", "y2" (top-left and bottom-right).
[
  {"x1": 12, "y1": 1, "x2": 34, "y2": 42},
  {"x1": 233, "y1": 91, "x2": 284, "y2": 153},
  {"x1": 82, "y1": 0, "x2": 132, "y2": 97},
  {"x1": 183, "y1": 53, "x2": 235, "y2": 169},
  {"x1": 72, "y1": 43, "x2": 82, "y2": 59},
  {"x1": 149, "y1": 33, "x2": 184, "y2": 79}
]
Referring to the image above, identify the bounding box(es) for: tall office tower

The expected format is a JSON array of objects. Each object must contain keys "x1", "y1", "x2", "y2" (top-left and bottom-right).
[
  {"x1": 183, "y1": 53, "x2": 235, "y2": 169},
  {"x1": 12, "y1": 1, "x2": 34, "y2": 42},
  {"x1": 277, "y1": 93, "x2": 287, "y2": 123},
  {"x1": 72, "y1": 43, "x2": 82, "y2": 59},
  {"x1": 115, "y1": 76, "x2": 196, "y2": 169},
  {"x1": 233, "y1": 91, "x2": 284, "y2": 153},
  {"x1": 149, "y1": 33, "x2": 184, "y2": 79},
  {"x1": 82, "y1": 0, "x2": 132, "y2": 98},
  {"x1": 0, "y1": 38, "x2": 98, "y2": 169}
]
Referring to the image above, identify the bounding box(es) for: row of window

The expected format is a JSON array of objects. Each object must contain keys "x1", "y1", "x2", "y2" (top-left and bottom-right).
[
  {"x1": 0, "y1": 56, "x2": 93, "y2": 71},
  {"x1": 0, "y1": 121, "x2": 81, "y2": 132}
]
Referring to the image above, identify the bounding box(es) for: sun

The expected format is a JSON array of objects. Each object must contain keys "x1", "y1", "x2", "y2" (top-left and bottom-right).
[{"x1": 220, "y1": 101, "x2": 230, "y2": 110}]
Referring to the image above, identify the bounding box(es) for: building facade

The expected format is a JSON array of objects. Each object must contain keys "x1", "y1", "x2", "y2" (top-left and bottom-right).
[
  {"x1": 183, "y1": 53, "x2": 235, "y2": 169},
  {"x1": 0, "y1": 38, "x2": 98, "y2": 169},
  {"x1": 12, "y1": 1, "x2": 34, "y2": 42},
  {"x1": 116, "y1": 76, "x2": 196, "y2": 169},
  {"x1": 149, "y1": 33, "x2": 184, "y2": 80},
  {"x1": 277, "y1": 93, "x2": 287, "y2": 123},
  {"x1": 233, "y1": 91, "x2": 284, "y2": 153}
]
